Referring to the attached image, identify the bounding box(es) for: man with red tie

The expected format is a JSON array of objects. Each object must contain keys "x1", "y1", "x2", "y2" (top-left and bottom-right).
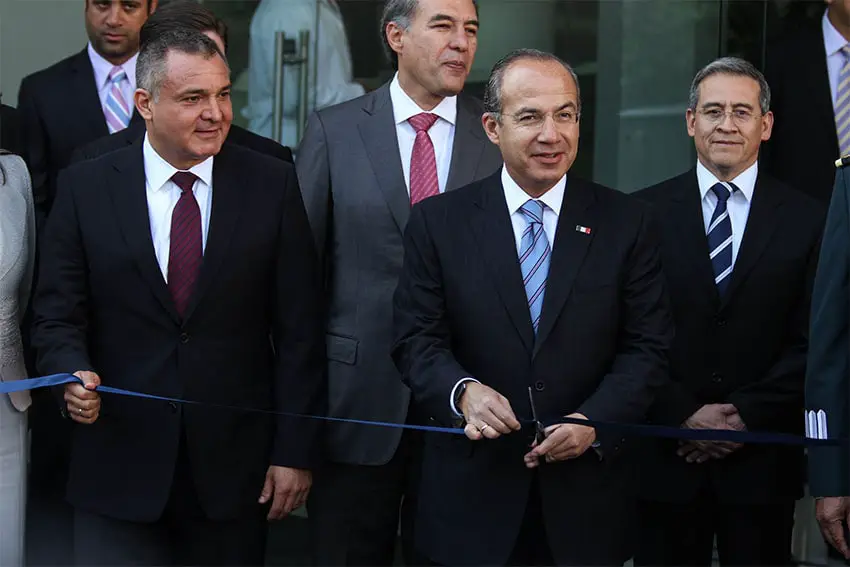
[
  {"x1": 31, "y1": 28, "x2": 324, "y2": 566},
  {"x1": 295, "y1": 0, "x2": 501, "y2": 563}
]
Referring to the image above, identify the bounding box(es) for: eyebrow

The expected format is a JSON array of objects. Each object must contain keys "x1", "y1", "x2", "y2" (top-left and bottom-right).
[
  {"x1": 514, "y1": 102, "x2": 577, "y2": 115},
  {"x1": 701, "y1": 101, "x2": 755, "y2": 110},
  {"x1": 429, "y1": 13, "x2": 480, "y2": 27},
  {"x1": 176, "y1": 84, "x2": 232, "y2": 97}
]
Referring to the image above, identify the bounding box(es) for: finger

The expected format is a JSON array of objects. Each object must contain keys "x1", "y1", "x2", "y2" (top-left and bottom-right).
[
  {"x1": 492, "y1": 395, "x2": 522, "y2": 430},
  {"x1": 524, "y1": 452, "x2": 540, "y2": 469},
  {"x1": 533, "y1": 427, "x2": 573, "y2": 458},
  {"x1": 258, "y1": 473, "x2": 273, "y2": 504},
  {"x1": 475, "y1": 407, "x2": 512, "y2": 435},
  {"x1": 718, "y1": 404, "x2": 738, "y2": 415},
  {"x1": 267, "y1": 491, "x2": 287, "y2": 521},
  {"x1": 677, "y1": 443, "x2": 698, "y2": 457},
  {"x1": 824, "y1": 521, "x2": 850, "y2": 558},
  {"x1": 464, "y1": 423, "x2": 483, "y2": 441},
  {"x1": 280, "y1": 487, "x2": 300, "y2": 517},
  {"x1": 695, "y1": 452, "x2": 711, "y2": 464}
]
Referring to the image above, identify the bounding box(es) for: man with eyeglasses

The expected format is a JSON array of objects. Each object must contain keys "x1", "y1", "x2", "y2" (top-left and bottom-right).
[{"x1": 633, "y1": 57, "x2": 824, "y2": 567}]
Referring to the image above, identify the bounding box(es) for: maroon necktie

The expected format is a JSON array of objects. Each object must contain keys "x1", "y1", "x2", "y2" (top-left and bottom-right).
[
  {"x1": 168, "y1": 171, "x2": 202, "y2": 318},
  {"x1": 408, "y1": 112, "x2": 440, "y2": 205}
]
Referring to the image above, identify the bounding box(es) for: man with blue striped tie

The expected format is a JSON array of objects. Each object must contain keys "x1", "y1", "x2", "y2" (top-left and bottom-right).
[
  {"x1": 634, "y1": 57, "x2": 825, "y2": 567},
  {"x1": 392, "y1": 48, "x2": 673, "y2": 566}
]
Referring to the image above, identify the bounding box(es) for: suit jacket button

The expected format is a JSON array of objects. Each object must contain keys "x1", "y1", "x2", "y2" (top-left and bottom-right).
[
  {"x1": 711, "y1": 372, "x2": 723, "y2": 383},
  {"x1": 535, "y1": 381, "x2": 545, "y2": 391},
  {"x1": 169, "y1": 402, "x2": 178, "y2": 413},
  {"x1": 716, "y1": 317, "x2": 727, "y2": 327},
  {"x1": 180, "y1": 333, "x2": 189, "y2": 344}
]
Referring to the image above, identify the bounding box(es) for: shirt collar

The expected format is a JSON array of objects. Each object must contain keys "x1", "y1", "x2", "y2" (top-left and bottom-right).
[
  {"x1": 696, "y1": 159, "x2": 757, "y2": 202},
  {"x1": 501, "y1": 165, "x2": 566, "y2": 217},
  {"x1": 143, "y1": 133, "x2": 214, "y2": 192},
  {"x1": 389, "y1": 72, "x2": 457, "y2": 126},
  {"x1": 87, "y1": 42, "x2": 138, "y2": 90},
  {"x1": 823, "y1": 9, "x2": 848, "y2": 58}
]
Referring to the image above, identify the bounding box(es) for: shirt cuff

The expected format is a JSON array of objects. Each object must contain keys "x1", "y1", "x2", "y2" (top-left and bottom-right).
[{"x1": 449, "y1": 377, "x2": 480, "y2": 417}]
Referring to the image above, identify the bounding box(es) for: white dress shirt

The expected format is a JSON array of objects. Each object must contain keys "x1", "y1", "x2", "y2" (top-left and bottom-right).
[
  {"x1": 824, "y1": 9, "x2": 848, "y2": 109},
  {"x1": 696, "y1": 159, "x2": 757, "y2": 267},
  {"x1": 143, "y1": 134, "x2": 214, "y2": 282},
  {"x1": 449, "y1": 167, "x2": 566, "y2": 415},
  {"x1": 87, "y1": 43, "x2": 137, "y2": 122},
  {"x1": 244, "y1": 0, "x2": 365, "y2": 147},
  {"x1": 389, "y1": 73, "x2": 457, "y2": 195}
]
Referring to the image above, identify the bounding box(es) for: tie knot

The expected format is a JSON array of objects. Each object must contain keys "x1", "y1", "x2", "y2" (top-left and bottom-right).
[
  {"x1": 408, "y1": 112, "x2": 439, "y2": 133},
  {"x1": 172, "y1": 171, "x2": 198, "y2": 194},
  {"x1": 711, "y1": 182, "x2": 736, "y2": 203},
  {"x1": 109, "y1": 66, "x2": 127, "y2": 84},
  {"x1": 520, "y1": 199, "x2": 545, "y2": 224}
]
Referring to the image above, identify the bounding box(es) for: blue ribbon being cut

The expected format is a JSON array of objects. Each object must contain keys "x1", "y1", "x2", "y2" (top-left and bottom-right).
[{"x1": 0, "y1": 374, "x2": 839, "y2": 446}]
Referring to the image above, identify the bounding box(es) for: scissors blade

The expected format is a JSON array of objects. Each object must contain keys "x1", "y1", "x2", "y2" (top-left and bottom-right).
[
  {"x1": 527, "y1": 387, "x2": 546, "y2": 444},
  {"x1": 528, "y1": 386, "x2": 539, "y2": 422}
]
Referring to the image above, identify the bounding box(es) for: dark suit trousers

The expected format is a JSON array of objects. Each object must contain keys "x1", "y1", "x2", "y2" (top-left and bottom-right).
[
  {"x1": 634, "y1": 491, "x2": 795, "y2": 567},
  {"x1": 307, "y1": 429, "x2": 421, "y2": 566},
  {"x1": 73, "y1": 428, "x2": 268, "y2": 566}
]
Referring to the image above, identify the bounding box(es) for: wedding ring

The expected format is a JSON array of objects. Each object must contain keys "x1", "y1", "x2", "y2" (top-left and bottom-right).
[
  {"x1": 78, "y1": 408, "x2": 83, "y2": 415},
  {"x1": 479, "y1": 424, "x2": 490, "y2": 432}
]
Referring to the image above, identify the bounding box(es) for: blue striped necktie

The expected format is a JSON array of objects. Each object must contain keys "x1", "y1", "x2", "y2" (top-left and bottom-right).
[
  {"x1": 519, "y1": 200, "x2": 551, "y2": 335},
  {"x1": 837, "y1": 45, "x2": 850, "y2": 157},
  {"x1": 707, "y1": 182, "x2": 737, "y2": 296}
]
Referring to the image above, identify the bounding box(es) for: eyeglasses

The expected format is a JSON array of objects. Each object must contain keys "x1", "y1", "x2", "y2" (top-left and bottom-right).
[{"x1": 697, "y1": 108, "x2": 761, "y2": 125}]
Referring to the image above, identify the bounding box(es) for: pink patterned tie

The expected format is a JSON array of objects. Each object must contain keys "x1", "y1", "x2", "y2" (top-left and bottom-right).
[
  {"x1": 408, "y1": 113, "x2": 440, "y2": 205},
  {"x1": 105, "y1": 66, "x2": 131, "y2": 134},
  {"x1": 168, "y1": 172, "x2": 202, "y2": 318}
]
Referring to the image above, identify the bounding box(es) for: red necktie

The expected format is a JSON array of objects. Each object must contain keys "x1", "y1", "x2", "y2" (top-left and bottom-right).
[
  {"x1": 168, "y1": 171, "x2": 202, "y2": 318},
  {"x1": 408, "y1": 112, "x2": 440, "y2": 205}
]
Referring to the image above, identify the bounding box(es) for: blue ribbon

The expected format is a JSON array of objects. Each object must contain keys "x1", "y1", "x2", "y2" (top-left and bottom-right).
[{"x1": 2, "y1": 374, "x2": 840, "y2": 446}]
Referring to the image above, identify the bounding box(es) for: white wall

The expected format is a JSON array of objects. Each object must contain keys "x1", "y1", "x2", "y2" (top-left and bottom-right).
[{"x1": 0, "y1": 0, "x2": 88, "y2": 107}]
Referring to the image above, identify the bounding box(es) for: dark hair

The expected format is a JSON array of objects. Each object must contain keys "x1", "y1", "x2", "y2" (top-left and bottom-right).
[
  {"x1": 483, "y1": 48, "x2": 581, "y2": 117},
  {"x1": 380, "y1": 0, "x2": 478, "y2": 70},
  {"x1": 137, "y1": 28, "x2": 227, "y2": 101},
  {"x1": 140, "y1": 0, "x2": 229, "y2": 52}
]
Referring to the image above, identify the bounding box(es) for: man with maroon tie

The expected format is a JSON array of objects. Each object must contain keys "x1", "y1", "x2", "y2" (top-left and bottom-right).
[
  {"x1": 30, "y1": 28, "x2": 324, "y2": 566},
  {"x1": 295, "y1": 0, "x2": 501, "y2": 563}
]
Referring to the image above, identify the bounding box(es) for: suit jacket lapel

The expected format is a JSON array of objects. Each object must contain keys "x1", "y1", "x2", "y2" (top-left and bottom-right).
[
  {"x1": 108, "y1": 141, "x2": 180, "y2": 323},
  {"x1": 359, "y1": 85, "x2": 409, "y2": 232},
  {"x1": 469, "y1": 174, "x2": 535, "y2": 352},
  {"x1": 533, "y1": 178, "x2": 596, "y2": 356},
  {"x1": 71, "y1": 50, "x2": 110, "y2": 141},
  {"x1": 446, "y1": 94, "x2": 489, "y2": 192},
  {"x1": 720, "y1": 174, "x2": 783, "y2": 308},
  {"x1": 182, "y1": 146, "x2": 246, "y2": 321},
  {"x1": 669, "y1": 170, "x2": 720, "y2": 305}
]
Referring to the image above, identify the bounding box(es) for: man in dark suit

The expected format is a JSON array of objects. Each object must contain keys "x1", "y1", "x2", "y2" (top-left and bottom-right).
[
  {"x1": 30, "y1": 29, "x2": 324, "y2": 566},
  {"x1": 296, "y1": 0, "x2": 501, "y2": 563},
  {"x1": 72, "y1": 0, "x2": 294, "y2": 165},
  {"x1": 805, "y1": 150, "x2": 850, "y2": 561},
  {"x1": 392, "y1": 48, "x2": 673, "y2": 566},
  {"x1": 762, "y1": 0, "x2": 848, "y2": 204},
  {"x1": 634, "y1": 57, "x2": 823, "y2": 567},
  {"x1": 18, "y1": 0, "x2": 157, "y2": 221}
]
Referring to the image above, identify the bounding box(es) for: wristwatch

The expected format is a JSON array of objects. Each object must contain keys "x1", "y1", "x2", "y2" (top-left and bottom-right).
[{"x1": 453, "y1": 381, "x2": 469, "y2": 415}]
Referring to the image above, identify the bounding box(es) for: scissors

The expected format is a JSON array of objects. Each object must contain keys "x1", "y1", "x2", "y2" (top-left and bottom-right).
[{"x1": 528, "y1": 386, "x2": 547, "y2": 449}]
